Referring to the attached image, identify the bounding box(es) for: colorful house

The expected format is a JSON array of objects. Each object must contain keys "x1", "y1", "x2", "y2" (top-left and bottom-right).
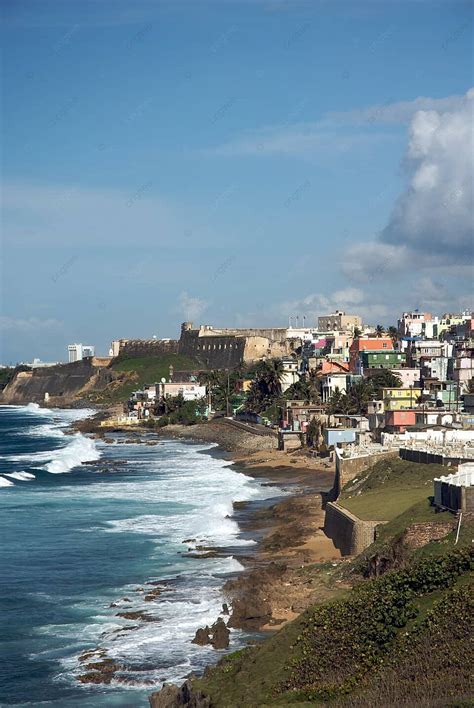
[
  {"x1": 382, "y1": 387, "x2": 418, "y2": 410},
  {"x1": 359, "y1": 350, "x2": 405, "y2": 371},
  {"x1": 385, "y1": 409, "x2": 416, "y2": 432},
  {"x1": 349, "y1": 337, "x2": 394, "y2": 373}
]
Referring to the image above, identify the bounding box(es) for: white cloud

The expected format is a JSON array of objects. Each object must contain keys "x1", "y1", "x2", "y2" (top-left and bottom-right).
[
  {"x1": 280, "y1": 287, "x2": 388, "y2": 325},
  {"x1": 0, "y1": 317, "x2": 62, "y2": 332},
  {"x1": 178, "y1": 292, "x2": 208, "y2": 322},
  {"x1": 211, "y1": 126, "x2": 392, "y2": 157},
  {"x1": 341, "y1": 242, "x2": 410, "y2": 282},
  {"x1": 342, "y1": 88, "x2": 474, "y2": 282},
  {"x1": 326, "y1": 93, "x2": 467, "y2": 126},
  {"x1": 208, "y1": 91, "x2": 468, "y2": 157}
]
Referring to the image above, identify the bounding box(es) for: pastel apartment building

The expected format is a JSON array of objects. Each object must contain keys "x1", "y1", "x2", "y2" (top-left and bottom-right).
[
  {"x1": 382, "y1": 387, "x2": 419, "y2": 410},
  {"x1": 349, "y1": 336, "x2": 394, "y2": 373},
  {"x1": 359, "y1": 349, "x2": 406, "y2": 371}
]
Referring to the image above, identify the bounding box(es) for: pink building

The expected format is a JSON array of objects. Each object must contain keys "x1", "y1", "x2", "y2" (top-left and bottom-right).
[
  {"x1": 390, "y1": 368, "x2": 421, "y2": 388},
  {"x1": 385, "y1": 409, "x2": 416, "y2": 432}
]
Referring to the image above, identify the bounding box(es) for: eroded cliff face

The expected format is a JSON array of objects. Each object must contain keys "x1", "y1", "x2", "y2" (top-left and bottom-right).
[{"x1": 0, "y1": 359, "x2": 116, "y2": 405}]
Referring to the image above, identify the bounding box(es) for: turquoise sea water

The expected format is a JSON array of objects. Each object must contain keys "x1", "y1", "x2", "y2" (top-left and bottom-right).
[{"x1": 0, "y1": 405, "x2": 277, "y2": 706}]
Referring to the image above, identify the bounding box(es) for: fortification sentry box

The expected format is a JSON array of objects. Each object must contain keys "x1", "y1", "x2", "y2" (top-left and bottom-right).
[{"x1": 434, "y1": 463, "x2": 474, "y2": 514}]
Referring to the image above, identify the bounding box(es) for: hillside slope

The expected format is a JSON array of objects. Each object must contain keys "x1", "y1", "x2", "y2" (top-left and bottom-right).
[{"x1": 150, "y1": 457, "x2": 473, "y2": 707}]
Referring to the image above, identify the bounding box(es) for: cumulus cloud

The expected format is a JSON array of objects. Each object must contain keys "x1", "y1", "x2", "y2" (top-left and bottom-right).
[
  {"x1": 178, "y1": 292, "x2": 207, "y2": 321},
  {"x1": 281, "y1": 287, "x2": 388, "y2": 325},
  {"x1": 342, "y1": 88, "x2": 474, "y2": 281}
]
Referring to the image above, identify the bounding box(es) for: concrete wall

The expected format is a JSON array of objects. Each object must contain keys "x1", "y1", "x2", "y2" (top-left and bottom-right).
[
  {"x1": 324, "y1": 502, "x2": 378, "y2": 556},
  {"x1": 334, "y1": 448, "x2": 399, "y2": 497},
  {"x1": 400, "y1": 447, "x2": 473, "y2": 467}
]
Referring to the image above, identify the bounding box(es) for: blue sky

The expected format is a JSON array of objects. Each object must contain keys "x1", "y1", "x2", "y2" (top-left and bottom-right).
[{"x1": 1, "y1": 0, "x2": 473, "y2": 362}]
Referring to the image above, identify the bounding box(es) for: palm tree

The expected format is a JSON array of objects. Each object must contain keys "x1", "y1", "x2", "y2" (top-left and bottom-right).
[
  {"x1": 375, "y1": 324, "x2": 385, "y2": 337},
  {"x1": 347, "y1": 380, "x2": 373, "y2": 414},
  {"x1": 353, "y1": 326, "x2": 362, "y2": 339},
  {"x1": 388, "y1": 326, "x2": 399, "y2": 343},
  {"x1": 255, "y1": 358, "x2": 284, "y2": 399}
]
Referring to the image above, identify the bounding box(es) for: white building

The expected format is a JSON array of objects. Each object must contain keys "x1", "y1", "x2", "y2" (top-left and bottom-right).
[
  {"x1": 321, "y1": 373, "x2": 348, "y2": 403},
  {"x1": 155, "y1": 381, "x2": 206, "y2": 401},
  {"x1": 280, "y1": 358, "x2": 300, "y2": 393},
  {"x1": 68, "y1": 344, "x2": 95, "y2": 363},
  {"x1": 398, "y1": 311, "x2": 433, "y2": 338}
]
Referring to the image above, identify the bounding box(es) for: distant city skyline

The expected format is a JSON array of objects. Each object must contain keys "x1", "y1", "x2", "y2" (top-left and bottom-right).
[{"x1": 1, "y1": 0, "x2": 473, "y2": 362}]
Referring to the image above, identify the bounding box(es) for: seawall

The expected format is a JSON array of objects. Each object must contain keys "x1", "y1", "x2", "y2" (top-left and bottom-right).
[{"x1": 324, "y1": 502, "x2": 378, "y2": 556}]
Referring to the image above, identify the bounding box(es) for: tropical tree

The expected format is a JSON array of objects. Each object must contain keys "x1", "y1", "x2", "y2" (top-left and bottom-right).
[
  {"x1": 353, "y1": 327, "x2": 362, "y2": 339},
  {"x1": 347, "y1": 379, "x2": 374, "y2": 414},
  {"x1": 388, "y1": 326, "x2": 399, "y2": 343},
  {"x1": 327, "y1": 388, "x2": 352, "y2": 415},
  {"x1": 245, "y1": 358, "x2": 284, "y2": 413},
  {"x1": 367, "y1": 369, "x2": 402, "y2": 399},
  {"x1": 375, "y1": 324, "x2": 385, "y2": 337}
]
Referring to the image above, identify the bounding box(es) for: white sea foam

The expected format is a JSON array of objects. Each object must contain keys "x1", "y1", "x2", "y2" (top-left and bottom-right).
[
  {"x1": 2, "y1": 405, "x2": 100, "y2": 474},
  {"x1": 4, "y1": 471, "x2": 35, "y2": 481},
  {"x1": 43, "y1": 434, "x2": 100, "y2": 474},
  {"x1": 22, "y1": 436, "x2": 284, "y2": 693},
  {"x1": 0, "y1": 476, "x2": 14, "y2": 487}
]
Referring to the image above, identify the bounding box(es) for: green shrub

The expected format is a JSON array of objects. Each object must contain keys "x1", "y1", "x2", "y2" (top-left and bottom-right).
[{"x1": 282, "y1": 548, "x2": 473, "y2": 701}]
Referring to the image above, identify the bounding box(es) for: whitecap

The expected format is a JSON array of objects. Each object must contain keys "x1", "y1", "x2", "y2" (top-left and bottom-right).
[
  {"x1": 4, "y1": 471, "x2": 35, "y2": 481},
  {"x1": 0, "y1": 476, "x2": 14, "y2": 487}
]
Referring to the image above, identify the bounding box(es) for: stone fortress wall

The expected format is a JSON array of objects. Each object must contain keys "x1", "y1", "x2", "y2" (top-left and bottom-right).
[{"x1": 177, "y1": 322, "x2": 296, "y2": 368}]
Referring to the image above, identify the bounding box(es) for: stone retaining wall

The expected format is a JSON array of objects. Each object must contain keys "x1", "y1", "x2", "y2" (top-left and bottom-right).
[
  {"x1": 334, "y1": 448, "x2": 398, "y2": 498},
  {"x1": 324, "y1": 502, "x2": 379, "y2": 556}
]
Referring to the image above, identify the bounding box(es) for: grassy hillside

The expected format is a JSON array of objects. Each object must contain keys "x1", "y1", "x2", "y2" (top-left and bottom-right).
[
  {"x1": 191, "y1": 540, "x2": 473, "y2": 707},
  {"x1": 86, "y1": 354, "x2": 202, "y2": 404},
  {"x1": 338, "y1": 458, "x2": 445, "y2": 521},
  {"x1": 187, "y1": 458, "x2": 473, "y2": 706}
]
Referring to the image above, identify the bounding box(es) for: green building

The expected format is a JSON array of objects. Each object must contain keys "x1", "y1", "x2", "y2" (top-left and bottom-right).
[{"x1": 360, "y1": 350, "x2": 406, "y2": 371}]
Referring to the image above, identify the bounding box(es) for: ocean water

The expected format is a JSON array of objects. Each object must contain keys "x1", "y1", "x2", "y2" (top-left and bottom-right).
[{"x1": 0, "y1": 405, "x2": 280, "y2": 707}]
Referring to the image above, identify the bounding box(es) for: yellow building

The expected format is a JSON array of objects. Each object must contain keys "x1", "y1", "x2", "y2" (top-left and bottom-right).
[{"x1": 382, "y1": 387, "x2": 418, "y2": 410}]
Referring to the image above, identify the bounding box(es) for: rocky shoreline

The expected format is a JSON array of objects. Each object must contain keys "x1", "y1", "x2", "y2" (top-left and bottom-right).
[{"x1": 72, "y1": 413, "x2": 344, "y2": 697}]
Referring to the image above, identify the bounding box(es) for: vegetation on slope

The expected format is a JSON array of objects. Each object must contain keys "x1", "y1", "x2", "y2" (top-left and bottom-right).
[
  {"x1": 338, "y1": 458, "x2": 445, "y2": 521},
  {"x1": 190, "y1": 456, "x2": 473, "y2": 708},
  {"x1": 86, "y1": 354, "x2": 202, "y2": 404},
  {"x1": 193, "y1": 546, "x2": 473, "y2": 707}
]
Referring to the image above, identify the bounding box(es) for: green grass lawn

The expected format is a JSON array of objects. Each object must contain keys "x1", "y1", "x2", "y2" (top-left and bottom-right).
[
  {"x1": 338, "y1": 458, "x2": 446, "y2": 522},
  {"x1": 88, "y1": 354, "x2": 202, "y2": 404}
]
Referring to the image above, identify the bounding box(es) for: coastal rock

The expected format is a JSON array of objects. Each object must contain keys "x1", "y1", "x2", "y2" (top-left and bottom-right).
[
  {"x1": 144, "y1": 587, "x2": 162, "y2": 601},
  {"x1": 78, "y1": 658, "x2": 121, "y2": 684},
  {"x1": 78, "y1": 647, "x2": 106, "y2": 663},
  {"x1": 149, "y1": 681, "x2": 211, "y2": 708},
  {"x1": 210, "y1": 618, "x2": 230, "y2": 649},
  {"x1": 191, "y1": 626, "x2": 211, "y2": 646},
  {"x1": 227, "y1": 597, "x2": 272, "y2": 630},
  {"x1": 116, "y1": 611, "x2": 156, "y2": 622}
]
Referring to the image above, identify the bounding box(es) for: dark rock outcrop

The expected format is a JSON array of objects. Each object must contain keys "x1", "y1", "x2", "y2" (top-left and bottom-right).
[
  {"x1": 210, "y1": 618, "x2": 229, "y2": 649},
  {"x1": 149, "y1": 681, "x2": 211, "y2": 708},
  {"x1": 191, "y1": 626, "x2": 211, "y2": 646},
  {"x1": 227, "y1": 596, "x2": 272, "y2": 630}
]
